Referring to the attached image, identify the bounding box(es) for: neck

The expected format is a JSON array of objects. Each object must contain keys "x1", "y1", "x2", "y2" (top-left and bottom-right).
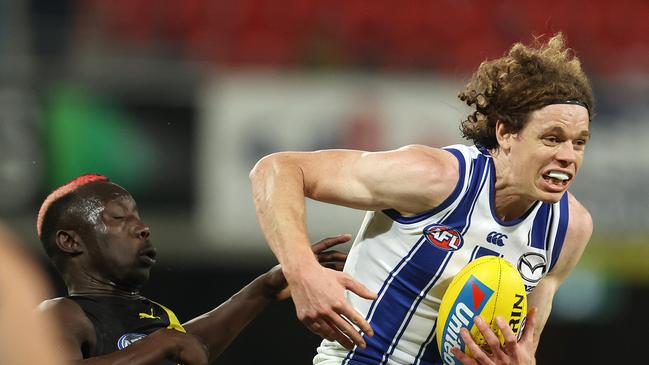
[
  {"x1": 67, "y1": 286, "x2": 141, "y2": 299},
  {"x1": 490, "y1": 149, "x2": 536, "y2": 221},
  {"x1": 63, "y1": 270, "x2": 141, "y2": 299}
]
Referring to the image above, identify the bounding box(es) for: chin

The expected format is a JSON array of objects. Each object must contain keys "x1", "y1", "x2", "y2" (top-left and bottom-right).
[
  {"x1": 536, "y1": 190, "x2": 564, "y2": 204},
  {"x1": 121, "y1": 271, "x2": 151, "y2": 290}
]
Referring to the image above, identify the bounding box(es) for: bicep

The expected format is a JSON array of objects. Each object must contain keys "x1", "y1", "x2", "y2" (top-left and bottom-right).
[{"x1": 294, "y1": 146, "x2": 458, "y2": 213}]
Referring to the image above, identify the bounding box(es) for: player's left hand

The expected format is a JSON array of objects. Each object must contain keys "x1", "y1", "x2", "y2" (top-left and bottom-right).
[
  {"x1": 451, "y1": 307, "x2": 538, "y2": 365},
  {"x1": 263, "y1": 234, "x2": 350, "y2": 301}
]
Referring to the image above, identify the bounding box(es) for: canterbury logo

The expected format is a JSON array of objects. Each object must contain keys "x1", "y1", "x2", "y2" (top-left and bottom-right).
[{"x1": 486, "y1": 231, "x2": 508, "y2": 246}]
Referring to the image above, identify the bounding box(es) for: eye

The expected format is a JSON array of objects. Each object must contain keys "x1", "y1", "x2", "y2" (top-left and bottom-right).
[
  {"x1": 543, "y1": 136, "x2": 559, "y2": 144},
  {"x1": 112, "y1": 216, "x2": 125, "y2": 220}
]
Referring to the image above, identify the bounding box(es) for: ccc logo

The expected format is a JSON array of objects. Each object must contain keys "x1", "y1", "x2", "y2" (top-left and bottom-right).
[{"x1": 486, "y1": 231, "x2": 508, "y2": 246}]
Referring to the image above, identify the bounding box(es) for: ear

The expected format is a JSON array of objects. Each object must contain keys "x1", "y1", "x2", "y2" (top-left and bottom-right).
[
  {"x1": 495, "y1": 120, "x2": 514, "y2": 152},
  {"x1": 55, "y1": 230, "x2": 85, "y2": 255}
]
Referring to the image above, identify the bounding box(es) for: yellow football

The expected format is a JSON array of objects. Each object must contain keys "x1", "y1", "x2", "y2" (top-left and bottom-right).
[{"x1": 436, "y1": 256, "x2": 527, "y2": 364}]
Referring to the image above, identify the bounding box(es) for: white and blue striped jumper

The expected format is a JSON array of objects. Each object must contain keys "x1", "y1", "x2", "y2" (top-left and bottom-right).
[{"x1": 313, "y1": 144, "x2": 569, "y2": 365}]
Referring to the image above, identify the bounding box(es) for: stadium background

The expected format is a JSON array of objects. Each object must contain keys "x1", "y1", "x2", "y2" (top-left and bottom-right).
[{"x1": 1, "y1": 0, "x2": 648, "y2": 363}]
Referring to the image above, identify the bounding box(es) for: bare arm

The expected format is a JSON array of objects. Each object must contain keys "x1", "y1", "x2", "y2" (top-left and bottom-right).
[
  {"x1": 183, "y1": 235, "x2": 350, "y2": 361},
  {"x1": 76, "y1": 330, "x2": 208, "y2": 365},
  {"x1": 249, "y1": 145, "x2": 458, "y2": 347},
  {"x1": 526, "y1": 193, "x2": 593, "y2": 349},
  {"x1": 0, "y1": 225, "x2": 68, "y2": 365},
  {"x1": 39, "y1": 297, "x2": 208, "y2": 365}
]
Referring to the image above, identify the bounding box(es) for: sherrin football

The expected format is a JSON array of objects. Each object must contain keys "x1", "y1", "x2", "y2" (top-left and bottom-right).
[{"x1": 436, "y1": 256, "x2": 527, "y2": 364}]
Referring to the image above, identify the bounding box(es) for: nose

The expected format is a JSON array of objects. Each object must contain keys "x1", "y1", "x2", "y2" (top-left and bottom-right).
[
  {"x1": 555, "y1": 141, "x2": 577, "y2": 165},
  {"x1": 134, "y1": 220, "x2": 150, "y2": 240}
]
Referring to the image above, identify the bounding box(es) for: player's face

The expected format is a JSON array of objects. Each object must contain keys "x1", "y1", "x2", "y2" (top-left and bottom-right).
[
  {"x1": 508, "y1": 104, "x2": 590, "y2": 203},
  {"x1": 77, "y1": 182, "x2": 155, "y2": 290}
]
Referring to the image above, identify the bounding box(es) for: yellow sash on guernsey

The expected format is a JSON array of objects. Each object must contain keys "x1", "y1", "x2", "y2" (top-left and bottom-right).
[{"x1": 148, "y1": 300, "x2": 187, "y2": 333}]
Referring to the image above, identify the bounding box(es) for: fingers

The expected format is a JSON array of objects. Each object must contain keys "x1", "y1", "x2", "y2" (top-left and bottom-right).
[
  {"x1": 305, "y1": 310, "x2": 362, "y2": 349},
  {"x1": 473, "y1": 316, "x2": 501, "y2": 353},
  {"x1": 451, "y1": 347, "x2": 477, "y2": 365},
  {"x1": 311, "y1": 234, "x2": 352, "y2": 253},
  {"x1": 343, "y1": 274, "x2": 377, "y2": 301},
  {"x1": 520, "y1": 307, "x2": 538, "y2": 344},
  {"x1": 495, "y1": 316, "x2": 518, "y2": 356},
  {"x1": 316, "y1": 251, "x2": 348, "y2": 263},
  {"x1": 327, "y1": 313, "x2": 366, "y2": 349},
  {"x1": 338, "y1": 275, "x2": 375, "y2": 337},
  {"x1": 460, "y1": 328, "x2": 494, "y2": 364},
  {"x1": 335, "y1": 301, "x2": 374, "y2": 338},
  {"x1": 310, "y1": 319, "x2": 338, "y2": 344},
  {"x1": 321, "y1": 262, "x2": 345, "y2": 271}
]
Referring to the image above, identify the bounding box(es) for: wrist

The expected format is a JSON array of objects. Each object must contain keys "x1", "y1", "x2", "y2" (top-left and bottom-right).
[
  {"x1": 281, "y1": 253, "x2": 320, "y2": 282},
  {"x1": 248, "y1": 273, "x2": 282, "y2": 302}
]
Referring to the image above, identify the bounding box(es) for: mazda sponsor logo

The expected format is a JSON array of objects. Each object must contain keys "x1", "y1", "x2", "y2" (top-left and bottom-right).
[{"x1": 517, "y1": 253, "x2": 547, "y2": 283}]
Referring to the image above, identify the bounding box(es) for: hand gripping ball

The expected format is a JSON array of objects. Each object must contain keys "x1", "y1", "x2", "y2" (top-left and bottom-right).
[{"x1": 436, "y1": 256, "x2": 527, "y2": 364}]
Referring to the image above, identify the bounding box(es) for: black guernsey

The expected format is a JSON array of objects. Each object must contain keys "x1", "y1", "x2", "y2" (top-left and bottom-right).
[{"x1": 67, "y1": 295, "x2": 185, "y2": 363}]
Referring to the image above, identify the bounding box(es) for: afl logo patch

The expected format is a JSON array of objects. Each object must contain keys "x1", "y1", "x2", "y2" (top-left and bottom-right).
[
  {"x1": 423, "y1": 224, "x2": 463, "y2": 251},
  {"x1": 117, "y1": 333, "x2": 146, "y2": 350}
]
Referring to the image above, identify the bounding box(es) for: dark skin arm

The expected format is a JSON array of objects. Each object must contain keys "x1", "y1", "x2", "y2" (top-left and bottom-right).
[
  {"x1": 39, "y1": 297, "x2": 208, "y2": 365},
  {"x1": 40, "y1": 235, "x2": 349, "y2": 364},
  {"x1": 182, "y1": 234, "x2": 351, "y2": 362},
  {"x1": 75, "y1": 329, "x2": 208, "y2": 365}
]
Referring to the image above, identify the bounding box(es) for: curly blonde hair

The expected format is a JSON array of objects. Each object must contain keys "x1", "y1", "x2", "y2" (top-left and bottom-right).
[{"x1": 458, "y1": 33, "x2": 594, "y2": 149}]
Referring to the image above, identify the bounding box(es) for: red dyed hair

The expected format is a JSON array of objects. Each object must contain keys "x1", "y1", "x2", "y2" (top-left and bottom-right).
[{"x1": 37, "y1": 174, "x2": 109, "y2": 238}]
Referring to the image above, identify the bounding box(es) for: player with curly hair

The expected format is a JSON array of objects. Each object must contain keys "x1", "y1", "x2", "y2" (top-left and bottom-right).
[{"x1": 250, "y1": 33, "x2": 593, "y2": 365}]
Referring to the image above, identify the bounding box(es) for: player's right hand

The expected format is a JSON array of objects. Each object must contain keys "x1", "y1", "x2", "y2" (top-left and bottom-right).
[
  {"x1": 149, "y1": 328, "x2": 209, "y2": 365},
  {"x1": 451, "y1": 307, "x2": 539, "y2": 365},
  {"x1": 288, "y1": 260, "x2": 377, "y2": 350}
]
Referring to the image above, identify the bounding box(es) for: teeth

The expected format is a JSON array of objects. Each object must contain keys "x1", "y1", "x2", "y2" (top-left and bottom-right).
[{"x1": 547, "y1": 171, "x2": 569, "y2": 181}]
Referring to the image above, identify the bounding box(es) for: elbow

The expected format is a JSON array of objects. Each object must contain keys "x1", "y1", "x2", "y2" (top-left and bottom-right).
[
  {"x1": 249, "y1": 152, "x2": 306, "y2": 199},
  {"x1": 249, "y1": 152, "x2": 297, "y2": 199},
  {"x1": 249, "y1": 153, "x2": 281, "y2": 185}
]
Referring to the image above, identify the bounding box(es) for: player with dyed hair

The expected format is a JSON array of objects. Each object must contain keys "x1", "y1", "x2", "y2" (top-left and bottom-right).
[
  {"x1": 37, "y1": 174, "x2": 350, "y2": 364},
  {"x1": 250, "y1": 33, "x2": 593, "y2": 364}
]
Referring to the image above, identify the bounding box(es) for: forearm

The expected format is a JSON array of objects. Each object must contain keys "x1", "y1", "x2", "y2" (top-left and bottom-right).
[
  {"x1": 79, "y1": 351, "x2": 163, "y2": 365},
  {"x1": 250, "y1": 153, "x2": 319, "y2": 273},
  {"x1": 78, "y1": 336, "x2": 177, "y2": 365},
  {"x1": 527, "y1": 279, "x2": 557, "y2": 350},
  {"x1": 183, "y1": 275, "x2": 274, "y2": 360}
]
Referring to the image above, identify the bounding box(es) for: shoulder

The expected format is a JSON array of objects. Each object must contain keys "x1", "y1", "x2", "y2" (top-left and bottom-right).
[
  {"x1": 39, "y1": 296, "x2": 84, "y2": 315},
  {"x1": 381, "y1": 144, "x2": 459, "y2": 181},
  {"x1": 38, "y1": 297, "x2": 95, "y2": 344},
  {"x1": 373, "y1": 144, "x2": 461, "y2": 213},
  {"x1": 395, "y1": 144, "x2": 458, "y2": 164},
  {"x1": 566, "y1": 192, "x2": 593, "y2": 245},
  {"x1": 547, "y1": 193, "x2": 592, "y2": 282}
]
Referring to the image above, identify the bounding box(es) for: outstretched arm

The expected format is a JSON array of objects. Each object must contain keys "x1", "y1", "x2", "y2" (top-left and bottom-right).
[
  {"x1": 78, "y1": 329, "x2": 209, "y2": 365},
  {"x1": 249, "y1": 146, "x2": 458, "y2": 348},
  {"x1": 182, "y1": 235, "x2": 351, "y2": 361}
]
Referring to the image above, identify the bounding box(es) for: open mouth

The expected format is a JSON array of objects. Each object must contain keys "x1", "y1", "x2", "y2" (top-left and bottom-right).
[
  {"x1": 542, "y1": 170, "x2": 571, "y2": 188},
  {"x1": 138, "y1": 246, "x2": 157, "y2": 265}
]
